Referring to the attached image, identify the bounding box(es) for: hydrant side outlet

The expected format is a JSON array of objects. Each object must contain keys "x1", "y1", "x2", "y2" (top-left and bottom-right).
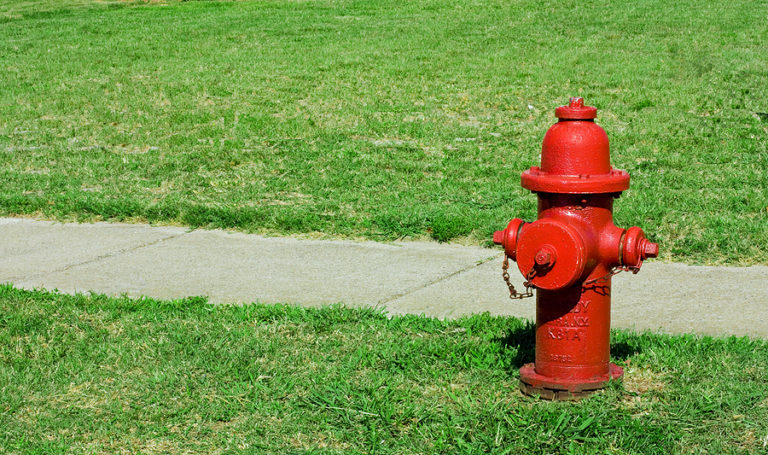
[{"x1": 493, "y1": 97, "x2": 659, "y2": 400}]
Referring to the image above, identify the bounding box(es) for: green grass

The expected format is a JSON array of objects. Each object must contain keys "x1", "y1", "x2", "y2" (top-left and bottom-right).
[
  {"x1": 1, "y1": 285, "x2": 767, "y2": 454},
  {"x1": 1, "y1": 0, "x2": 767, "y2": 264}
]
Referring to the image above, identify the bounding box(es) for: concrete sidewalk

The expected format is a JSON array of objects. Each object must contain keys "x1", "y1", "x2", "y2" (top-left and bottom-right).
[{"x1": 1, "y1": 217, "x2": 766, "y2": 338}]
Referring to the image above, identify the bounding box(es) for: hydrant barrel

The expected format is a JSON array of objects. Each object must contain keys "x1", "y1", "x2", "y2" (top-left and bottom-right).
[{"x1": 494, "y1": 97, "x2": 658, "y2": 400}]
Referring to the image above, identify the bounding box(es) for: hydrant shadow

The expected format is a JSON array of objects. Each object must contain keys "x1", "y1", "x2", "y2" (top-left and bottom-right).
[
  {"x1": 497, "y1": 321, "x2": 536, "y2": 368},
  {"x1": 497, "y1": 323, "x2": 642, "y2": 368},
  {"x1": 610, "y1": 340, "x2": 641, "y2": 361}
]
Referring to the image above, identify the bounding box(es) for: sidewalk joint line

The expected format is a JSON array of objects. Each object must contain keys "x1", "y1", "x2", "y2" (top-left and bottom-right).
[
  {"x1": 15, "y1": 231, "x2": 189, "y2": 282},
  {"x1": 376, "y1": 252, "x2": 503, "y2": 308}
]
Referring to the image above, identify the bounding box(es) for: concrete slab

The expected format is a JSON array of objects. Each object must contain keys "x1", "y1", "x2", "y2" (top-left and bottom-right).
[
  {"x1": 384, "y1": 257, "x2": 535, "y2": 320},
  {"x1": 0, "y1": 218, "x2": 185, "y2": 282},
  {"x1": 610, "y1": 263, "x2": 768, "y2": 338},
  {"x1": 2, "y1": 217, "x2": 766, "y2": 338},
  {"x1": 14, "y1": 227, "x2": 496, "y2": 307},
  {"x1": 385, "y1": 259, "x2": 768, "y2": 338}
]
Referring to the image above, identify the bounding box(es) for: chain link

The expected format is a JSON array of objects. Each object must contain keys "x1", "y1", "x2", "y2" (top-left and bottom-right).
[
  {"x1": 502, "y1": 254, "x2": 641, "y2": 299},
  {"x1": 583, "y1": 265, "x2": 640, "y2": 286},
  {"x1": 501, "y1": 254, "x2": 535, "y2": 300}
]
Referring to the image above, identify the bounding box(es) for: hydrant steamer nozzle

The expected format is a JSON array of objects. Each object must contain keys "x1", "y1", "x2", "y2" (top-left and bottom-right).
[{"x1": 493, "y1": 97, "x2": 659, "y2": 400}]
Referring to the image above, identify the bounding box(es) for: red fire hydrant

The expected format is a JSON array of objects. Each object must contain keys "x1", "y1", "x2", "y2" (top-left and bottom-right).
[{"x1": 493, "y1": 97, "x2": 659, "y2": 400}]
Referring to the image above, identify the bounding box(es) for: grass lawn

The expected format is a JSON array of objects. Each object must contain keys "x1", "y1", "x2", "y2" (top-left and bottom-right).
[
  {"x1": 0, "y1": 0, "x2": 766, "y2": 264},
  {"x1": 0, "y1": 285, "x2": 766, "y2": 454}
]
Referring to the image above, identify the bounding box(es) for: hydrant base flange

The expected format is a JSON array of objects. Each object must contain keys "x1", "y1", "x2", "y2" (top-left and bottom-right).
[{"x1": 519, "y1": 363, "x2": 624, "y2": 401}]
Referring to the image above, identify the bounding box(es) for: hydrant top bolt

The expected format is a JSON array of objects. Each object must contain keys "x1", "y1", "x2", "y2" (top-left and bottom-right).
[
  {"x1": 570, "y1": 97, "x2": 583, "y2": 107},
  {"x1": 554, "y1": 96, "x2": 597, "y2": 120}
]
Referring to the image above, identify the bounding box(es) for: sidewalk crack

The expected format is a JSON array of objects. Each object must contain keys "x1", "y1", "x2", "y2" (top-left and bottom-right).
[
  {"x1": 376, "y1": 253, "x2": 502, "y2": 307},
  {"x1": 15, "y1": 231, "x2": 188, "y2": 282}
]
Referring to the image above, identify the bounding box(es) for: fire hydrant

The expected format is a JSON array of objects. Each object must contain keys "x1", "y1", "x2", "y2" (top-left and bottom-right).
[{"x1": 493, "y1": 97, "x2": 659, "y2": 400}]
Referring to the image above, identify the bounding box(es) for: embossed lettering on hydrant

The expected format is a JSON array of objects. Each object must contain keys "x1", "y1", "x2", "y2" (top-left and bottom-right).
[{"x1": 548, "y1": 328, "x2": 585, "y2": 342}]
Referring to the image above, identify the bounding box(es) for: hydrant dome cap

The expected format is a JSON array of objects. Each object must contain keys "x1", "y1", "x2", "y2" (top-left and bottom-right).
[{"x1": 521, "y1": 96, "x2": 630, "y2": 194}]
